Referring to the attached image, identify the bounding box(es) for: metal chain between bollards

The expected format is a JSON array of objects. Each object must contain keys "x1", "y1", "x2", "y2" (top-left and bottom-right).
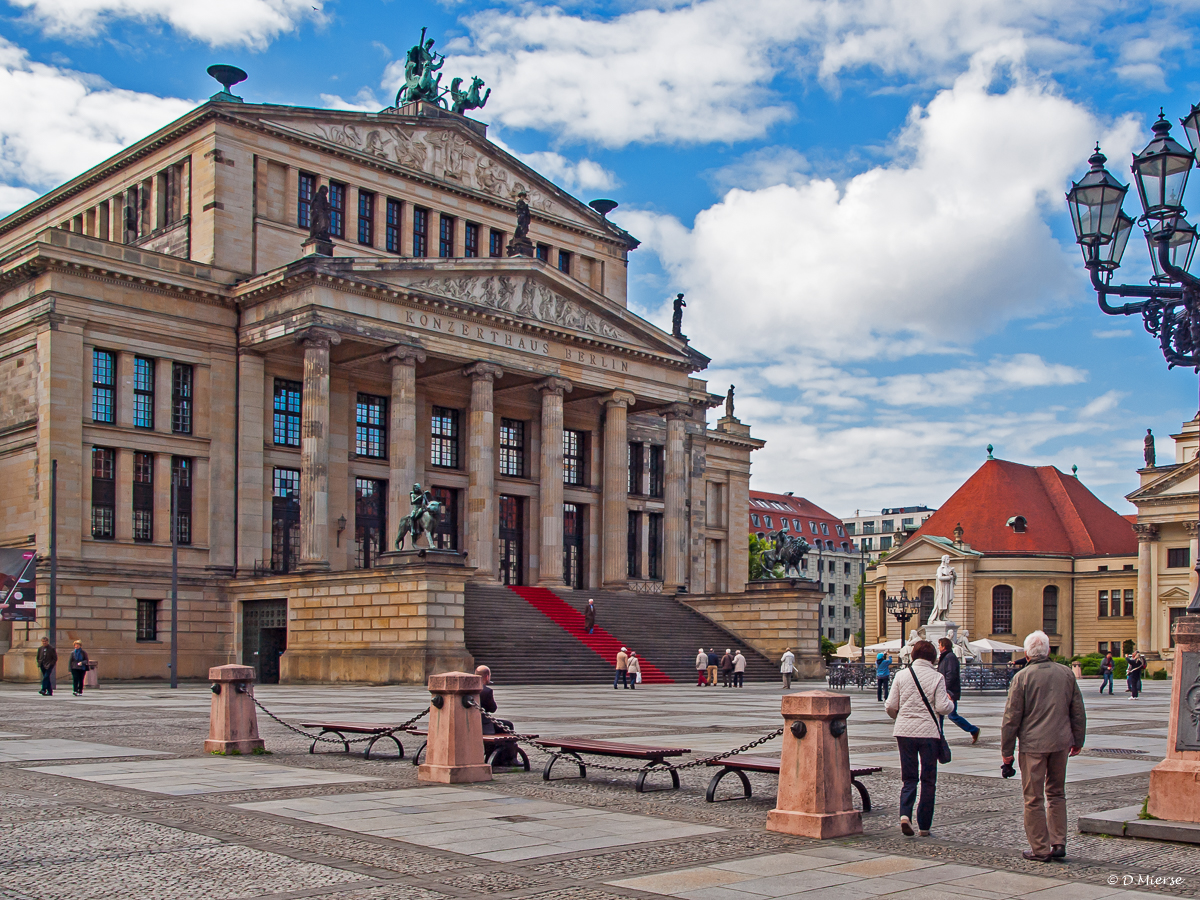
[
  {"x1": 479, "y1": 710, "x2": 784, "y2": 773},
  {"x1": 250, "y1": 695, "x2": 429, "y2": 745}
]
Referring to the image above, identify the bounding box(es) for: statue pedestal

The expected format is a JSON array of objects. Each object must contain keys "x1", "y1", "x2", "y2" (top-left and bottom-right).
[
  {"x1": 923, "y1": 621, "x2": 952, "y2": 646},
  {"x1": 506, "y1": 237, "x2": 534, "y2": 257},
  {"x1": 302, "y1": 237, "x2": 333, "y2": 257},
  {"x1": 376, "y1": 548, "x2": 467, "y2": 568},
  {"x1": 1148, "y1": 615, "x2": 1200, "y2": 823}
]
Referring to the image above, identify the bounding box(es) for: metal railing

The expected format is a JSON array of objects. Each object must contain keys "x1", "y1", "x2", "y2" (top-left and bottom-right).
[{"x1": 826, "y1": 660, "x2": 1016, "y2": 692}]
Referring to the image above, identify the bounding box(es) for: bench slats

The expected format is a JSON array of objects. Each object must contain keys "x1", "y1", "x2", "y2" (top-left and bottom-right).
[
  {"x1": 299, "y1": 722, "x2": 396, "y2": 733},
  {"x1": 536, "y1": 739, "x2": 690, "y2": 759}
]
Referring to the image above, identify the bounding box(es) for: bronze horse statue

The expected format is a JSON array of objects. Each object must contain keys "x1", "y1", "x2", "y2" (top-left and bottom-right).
[{"x1": 395, "y1": 484, "x2": 445, "y2": 550}]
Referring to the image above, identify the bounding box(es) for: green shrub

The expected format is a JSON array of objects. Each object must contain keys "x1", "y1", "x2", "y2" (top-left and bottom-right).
[
  {"x1": 1080, "y1": 665, "x2": 1100, "y2": 677},
  {"x1": 1051, "y1": 654, "x2": 1069, "y2": 665},
  {"x1": 1151, "y1": 668, "x2": 1168, "y2": 680},
  {"x1": 1113, "y1": 658, "x2": 1128, "y2": 679}
]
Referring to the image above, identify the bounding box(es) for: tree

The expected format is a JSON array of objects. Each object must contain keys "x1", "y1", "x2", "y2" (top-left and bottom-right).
[{"x1": 819, "y1": 635, "x2": 838, "y2": 662}]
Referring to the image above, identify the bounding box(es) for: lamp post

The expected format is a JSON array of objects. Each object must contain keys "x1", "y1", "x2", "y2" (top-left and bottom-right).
[
  {"x1": 1066, "y1": 106, "x2": 1200, "y2": 613},
  {"x1": 885, "y1": 587, "x2": 921, "y2": 646}
]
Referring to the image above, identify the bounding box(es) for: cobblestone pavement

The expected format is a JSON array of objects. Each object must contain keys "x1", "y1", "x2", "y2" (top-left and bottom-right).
[{"x1": 0, "y1": 678, "x2": 1190, "y2": 899}]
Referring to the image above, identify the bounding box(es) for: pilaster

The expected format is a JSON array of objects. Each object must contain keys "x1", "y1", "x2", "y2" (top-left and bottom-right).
[
  {"x1": 154, "y1": 357, "x2": 173, "y2": 434},
  {"x1": 385, "y1": 345, "x2": 426, "y2": 545},
  {"x1": 601, "y1": 391, "x2": 636, "y2": 587},
  {"x1": 537, "y1": 377, "x2": 572, "y2": 585},
  {"x1": 663, "y1": 404, "x2": 690, "y2": 592},
  {"x1": 116, "y1": 351, "x2": 135, "y2": 428},
  {"x1": 465, "y1": 362, "x2": 503, "y2": 579},
  {"x1": 207, "y1": 352, "x2": 236, "y2": 569},
  {"x1": 298, "y1": 328, "x2": 340, "y2": 572},
  {"x1": 153, "y1": 453, "x2": 173, "y2": 544},
  {"x1": 236, "y1": 351, "x2": 265, "y2": 574},
  {"x1": 36, "y1": 320, "x2": 84, "y2": 558},
  {"x1": 115, "y1": 448, "x2": 134, "y2": 542}
]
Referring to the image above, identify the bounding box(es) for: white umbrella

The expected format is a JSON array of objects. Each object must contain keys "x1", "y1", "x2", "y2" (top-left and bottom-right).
[
  {"x1": 834, "y1": 634, "x2": 861, "y2": 658},
  {"x1": 969, "y1": 638, "x2": 1024, "y2": 653},
  {"x1": 865, "y1": 639, "x2": 903, "y2": 652}
]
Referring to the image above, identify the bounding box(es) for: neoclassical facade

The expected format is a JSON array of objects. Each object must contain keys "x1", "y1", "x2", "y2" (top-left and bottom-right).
[{"x1": 0, "y1": 95, "x2": 761, "y2": 682}]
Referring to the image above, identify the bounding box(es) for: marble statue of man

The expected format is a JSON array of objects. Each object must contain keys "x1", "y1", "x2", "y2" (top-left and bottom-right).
[{"x1": 929, "y1": 554, "x2": 956, "y2": 625}]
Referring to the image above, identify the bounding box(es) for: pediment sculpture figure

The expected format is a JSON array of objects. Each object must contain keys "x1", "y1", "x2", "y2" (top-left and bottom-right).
[
  {"x1": 506, "y1": 192, "x2": 534, "y2": 257},
  {"x1": 672, "y1": 293, "x2": 686, "y2": 339},
  {"x1": 929, "y1": 554, "x2": 956, "y2": 625}
]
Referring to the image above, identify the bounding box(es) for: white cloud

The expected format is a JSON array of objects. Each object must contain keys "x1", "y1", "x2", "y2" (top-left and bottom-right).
[
  {"x1": 9, "y1": 0, "x2": 324, "y2": 49},
  {"x1": 0, "y1": 185, "x2": 40, "y2": 217},
  {"x1": 0, "y1": 38, "x2": 194, "y2": 193},
  {"x1": 1093, "y1": 328, "x2": 1135, "y2": 339},
  {"x1": 489, "y1": 138, "x2": 618, "y2": 194},
  {"x1": 707, "y1": 146, "x2": 811, "y2": 192}
]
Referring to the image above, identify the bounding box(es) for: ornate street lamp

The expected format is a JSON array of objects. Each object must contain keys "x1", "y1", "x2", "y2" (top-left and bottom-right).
[
  {"x1": 885, "y1": 587, "x2": 921, "y2": 640},
  {"x1": 1066, "y1": 105, "x2": 1200, "y2": 612}
]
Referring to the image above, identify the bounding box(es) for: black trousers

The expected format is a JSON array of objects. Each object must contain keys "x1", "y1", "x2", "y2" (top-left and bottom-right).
[
  {"x1": 733, "y1": 672, "x2": 744, "y2": 687},
  {"x1": 40, "y1": 668, "x2": 53, "y2": 695},
  {"x1": 897, "y1": 736, "x2": 940, "y2": 832},
  {"x1": 1130, "y1": 673, "x2": 1142, "y2": 698},
  {"x1": 877, "y1": 676, "x2": 890, "y2": 701},
  {"x1": 71, "y1": 669, "x2": 85, "y2": 694},
  {"x1": 722, "y1": 669, "x2": 733, "y2": 687}
]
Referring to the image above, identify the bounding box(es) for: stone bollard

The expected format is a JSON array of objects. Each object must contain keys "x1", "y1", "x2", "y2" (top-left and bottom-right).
[
  {"x1": 1148, "y1": 614, "x2": 1200, "y2": 822},
  {"x1": 204, "y1": 665, "x2": 265, "y2": 754},
  {"x1": 418, "y1": 671, "x2": 492, "y2": 784},
  {"x1": 767, "y1": 690, "x2": 862, "y2": 839}
]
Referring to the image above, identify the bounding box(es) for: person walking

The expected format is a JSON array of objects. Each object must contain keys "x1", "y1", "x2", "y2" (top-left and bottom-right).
[
  {"x1": 627, "y1": 652, "x2": 641, "y2": 690},
  {"x1": 1001, "y1": 630, "x2": 1086, "y2": 862},
  {"x1": 695, "y1": 648, "x2": 708, "y2": 686},
  {"x1": 613, "y1": 646, "x2": 629, "y2": 689},
  {"x1": 706, "y1": 648, "x2": 719, "y2": 686},
  {"x1": 68, "y1": 640, "x2": 89, "y2": 696},
  {"x1": 1127, "y1": 649, "x2": 1146, "y2": 699},
  {"x1": 885, "y1": 640, "x2": 954, "y2": 837},
  {"x1": 1099, "y1": 652, "x2": 1114, "y2": 695},
  {"x1": 780, "y1": 647, "x2": 796, "y2": 690},
  {"x1": 876, "y1": 652, "x2": 891, "y2": 702},
  {"x1": 733, "y1": 649, "x2": 747, "y2": 688},
  {"x1": 584, "y1": 599, "x2": 596, "y2": 634},
  {"x1": 938, "y1": 638, "x2": 980, "y2": 743},
  {"x1": 719, "y1": 648, "x2": 734, "y2": 688},
  {"x1": 37, "y1": 637, "x2": 57, "y2": 696}
]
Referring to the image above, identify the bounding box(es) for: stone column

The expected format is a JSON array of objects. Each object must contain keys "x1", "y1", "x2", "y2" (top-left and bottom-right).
[
  {"x1": 537, "y1": 377, "x2": 573, "y2": 585},
  {"x1": 384, "y1": 345, "x2": 425, "y2": 542},
  {"x1": 663, "y1": 404, "x2": 690, "y2": 592},
  {"x1": 236, "y1": 352, "x2": 265, "y2": 574},
  {"x1": 1134, "y1": 523, "x2": 1159, "y2": 655},
  {"x1": 601, "y1": 391, "x2": 636, "y2": 587},
  {"x1": 465, "y1": 362, "x2": 503, "y2": 578},
  {"x1": 297, "y1": 328, "x2": 340, "y2": 572}
]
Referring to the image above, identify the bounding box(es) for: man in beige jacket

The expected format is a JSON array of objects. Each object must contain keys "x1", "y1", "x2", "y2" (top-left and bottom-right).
[
  {"x1": 613, "y1": 647, "x2": 629, "y2": 689},
  {"x1": 1001, "y1": 630, "x2": 1086, "y2": 862}
]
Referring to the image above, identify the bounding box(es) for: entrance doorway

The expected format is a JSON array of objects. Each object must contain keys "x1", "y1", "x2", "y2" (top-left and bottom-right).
[
  {"x1": 563, "y1": 502, "x2": 584, "y2": 589},
  {"x1": 499, "y1": 494, "x2": 523, "y2": 586},
  {"x1": 242, "y1": 599, "x2": 287, "y2": 684},
  {"x1": 918, "y1": 586, "x2": 934, "y2": 626}
]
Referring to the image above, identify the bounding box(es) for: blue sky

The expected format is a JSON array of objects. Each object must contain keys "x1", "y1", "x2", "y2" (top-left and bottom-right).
[{"x1": 1, "y1": 0, "x2": 1198, "y2": 518}]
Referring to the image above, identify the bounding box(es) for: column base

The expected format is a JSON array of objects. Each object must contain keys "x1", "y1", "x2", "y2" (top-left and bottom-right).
[
  {"x1": 766, "y1": 808, "x2": 861, "y2": 839},
  {"x1": 296, "y1": 561, "x2": 331, "y2": 574},
  {"x1": 418, "y1": 763, "x2": 492, "y2": 784},
  {"x1": 204, "y1": 738, "x2": 265, "y2": 754},
  {"x1": 538, "y1": 579, "x2": 570, "y2": 589}
]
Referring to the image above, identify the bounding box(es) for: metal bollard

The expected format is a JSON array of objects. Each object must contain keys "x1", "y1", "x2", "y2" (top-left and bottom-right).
[
  {"x1": 766, "y1": 690, "x2": 862, "y2": 838},
  {"x1": 418, "y1": 671, "x2": 491, "y2": 784},
  {"x1": 204, "y1": 665, "x2": 265, "y2": 754}
]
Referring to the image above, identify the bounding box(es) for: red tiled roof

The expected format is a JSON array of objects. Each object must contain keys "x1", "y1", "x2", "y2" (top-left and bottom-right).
[
  {"x1": 911, "y1": 459, "x2": 1136, "y2": 557},
  {"x1": 748, "y1": 490, "x2": 852, "y2": 548}
]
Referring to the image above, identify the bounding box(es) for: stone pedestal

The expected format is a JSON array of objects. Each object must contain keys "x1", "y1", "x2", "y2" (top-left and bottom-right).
[
  {"x1": 767, "y1": 691, "x2": 862, "y2": 839},
  {"x1": 1148, "y1": 614, "x2": 1200, "y2": 822},
  {"x1": 418, "y1": 671, "x2": 492, "y2": 784},
  {"x1": 302, "y1": 237, "x2": 333, "y2": 256},
  {"x1": 204, "y1": 665, "x2": 265, "y2": 753}
]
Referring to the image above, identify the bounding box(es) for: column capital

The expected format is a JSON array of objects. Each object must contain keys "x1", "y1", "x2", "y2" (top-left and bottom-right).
[
  {"x1": 663, "y1": 402, "x2": 692, "y2": 422},
  {"x1": 384, "y1": 344, "x2": 427, "y2": 366},
  {"x1": 1133, "y1": 523, "x2": 1160, "y2": 542},
  {"x1": 1183, "y1": 521, "x2": 1199, "y2": 537},
  {"x1": 462, "y1": 361, "x2": 503, "y2": 383},
  {"x1": 537, "y1": 376, "x2": 573, "y2": 397},
  {"x1": 602, "y1": 390, "x2": 636, "y2": 410},
  {"x1": 296, "y1": 327, "x2": 341, "y2": 350}
]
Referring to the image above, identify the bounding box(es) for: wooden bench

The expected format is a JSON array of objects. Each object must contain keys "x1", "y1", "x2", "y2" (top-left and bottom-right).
[
  {"x1": 298, "y1": 722, "x2": 405, "y2": 760},
  {"x1": 535, "y1": 738, "x2": 692, "y2": 793},
  {"x1": 704, "y1": 755, "x2": 882, "y2": 810},
  {"x1": 408, "y1": 729, "x2": 537, "y2": 771}
]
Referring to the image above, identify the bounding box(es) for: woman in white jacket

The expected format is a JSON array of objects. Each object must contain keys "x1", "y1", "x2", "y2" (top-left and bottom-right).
[{"x1": 884, "y1": 640, "x2": 955, "y2": 837}]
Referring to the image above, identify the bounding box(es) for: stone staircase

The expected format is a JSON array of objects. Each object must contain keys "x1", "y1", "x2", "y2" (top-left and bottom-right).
[{"x1": 463, "y1": 584, "x2": 778, "y2": 685}]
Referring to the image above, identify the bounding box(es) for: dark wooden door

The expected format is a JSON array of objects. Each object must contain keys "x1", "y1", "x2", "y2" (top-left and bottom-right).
[{"x1": 499, "y1": 495, "x2": 523, "y2": 586}]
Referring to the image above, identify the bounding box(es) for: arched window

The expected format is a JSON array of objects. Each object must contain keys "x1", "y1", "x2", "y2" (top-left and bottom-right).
[
  {"x1": 992, "y1": 585, "x2": 1013, "y2": 634},
  {"x1": 1042, "y1": 585, "x2": 1059, "y2": 634},
  {"x1": 764, "y1": 515, "x2": 773, "y2": 528},
  {"x1": 918, "y1": 586, "x2": 935, "y2": 625},
  {"x1": 756, "y1": 532, "x2": 765, "y2": 540},
  {"x1": 780, "y1": 520, "x2": 790, "y2": 532}
]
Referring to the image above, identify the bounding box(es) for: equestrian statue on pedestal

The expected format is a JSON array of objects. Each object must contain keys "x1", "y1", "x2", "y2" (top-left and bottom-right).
[{"x1": 395, "y1": 483, "x2": 444, "y2": 550}]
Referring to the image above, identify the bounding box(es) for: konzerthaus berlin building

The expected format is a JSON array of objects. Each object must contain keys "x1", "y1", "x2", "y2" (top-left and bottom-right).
[{"x1": 0, "y1": 86, "x2": 766, "y2": 682}]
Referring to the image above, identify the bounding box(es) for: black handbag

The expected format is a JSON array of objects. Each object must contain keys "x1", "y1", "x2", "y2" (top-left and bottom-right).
[{"x1": 909, "y1": 664, "x2": 952, "y2": 764}]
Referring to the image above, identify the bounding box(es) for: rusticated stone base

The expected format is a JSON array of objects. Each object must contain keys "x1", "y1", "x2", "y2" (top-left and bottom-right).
[
  {"x1": 279, "y1": 647, "x2": 472, "y2": 685},
  {"x1": 1148, "y1": 760, "x2": 1200, "y2": 823},
  {"x1": 766, "y1": 808, "x2": 862, "y2": 839}
]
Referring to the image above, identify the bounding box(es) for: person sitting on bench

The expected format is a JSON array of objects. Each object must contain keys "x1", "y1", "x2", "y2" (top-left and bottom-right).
[{"x1": 476, "y1": 665, "x2": 518, "y2": 766}]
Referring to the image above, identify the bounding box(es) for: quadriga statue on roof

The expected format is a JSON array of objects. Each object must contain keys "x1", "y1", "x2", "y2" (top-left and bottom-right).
[
  {"x1": 394, "y1": 28, "x2": 490, "y2": 115},
  {"x1": 450, "y1": 76, "x2": 490, "y2": 115}
]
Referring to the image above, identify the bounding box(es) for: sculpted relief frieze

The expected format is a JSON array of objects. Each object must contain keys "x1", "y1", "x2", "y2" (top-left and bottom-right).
[{"x1": 404, "y1": 274, "x2": 629, "y2": 341}]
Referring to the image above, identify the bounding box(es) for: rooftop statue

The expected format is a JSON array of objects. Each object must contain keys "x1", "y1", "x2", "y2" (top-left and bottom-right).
[
  {"x1": 394, "y1": 28, "x2": 490, "y2": 116},
  {"x1": 725, "y1": 384, "x2": 735, "y2": 419},
  {"x1": 1144, "y1": 428, "x2": 1155, "y2": 467},
  {"x1": 450, "y1": 76, "x2": 490, "y2": 115},
  {"x1": 672, "y1": 292, "x2": 686, "y2": 339},
  {"x1": 506, "y1": 192, "x2": 534, "y2": 257},
  {"x1": 309, "y1": 186, "x2": 331, "y2": 241}
]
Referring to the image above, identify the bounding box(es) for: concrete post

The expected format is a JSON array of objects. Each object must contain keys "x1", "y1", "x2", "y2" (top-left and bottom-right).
[
  {"x1": 663, "y1": 404, "x2": 690, "y2": 592},
  {"x1": 1147, "y1": 615, "x2": 1200, "y2": 822},
  {"x1": 601, "y1": 391, "x2": 635, "y2": 587},
  {"x1": 419, "y1": 671, "x2": 491, "y2": 783},
  {"x1": 1135, "y1": 524, "x2": 1159, "y2": 654},
  {"x1": 465, "y1": 363, "x2": 503, "y2": 578},
  {"x1": 767, "y1": 690, "x2": 862, "y2": 838},
  {"x1": 298, "y1": 328, "x2": 340, "y2": 572},
  {"x1": 204, "y1": 665, "x2": 265, "y2": 753},
  {"x1": 385, "y1": 346, "x2": 425, "y2": 544},
  {"x1": 538, "y1": 377, "x2": 572, "y2": 585}
]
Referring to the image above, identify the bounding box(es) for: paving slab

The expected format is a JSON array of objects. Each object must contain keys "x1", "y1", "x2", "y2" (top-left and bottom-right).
[
  {"x1": 27, "y1": 757, "x2": 378, "y2": 794},
  {"x1": 0, "y1": 739, "x2": 166, "y2": 762}
]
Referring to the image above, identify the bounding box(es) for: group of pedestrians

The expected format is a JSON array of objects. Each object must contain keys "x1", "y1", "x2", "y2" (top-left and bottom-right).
[
  {"x1": 694, "y1": 648, "x2": 747, "y2": 687},
  {"x1": 36, "y1": 637, "x2": 89, "y2": 697},
  {"x1": 1100, "y1": 649, "x2": 1146, "y2": 698},
  {"x1": 612, "y1": 647, "x2": 642, "y2": 689}
]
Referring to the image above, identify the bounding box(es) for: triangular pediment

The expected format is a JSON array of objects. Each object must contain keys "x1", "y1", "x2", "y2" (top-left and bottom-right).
[
  {"x1": 1161, "y1": 587, "x2": 1191, "y2": 601},
  {"x1": 1126, "y1": 457, "x2": 1200, "y2": 502},
  {"x1": 883, "y1": 534, "x2": 983, "y2": 565}
]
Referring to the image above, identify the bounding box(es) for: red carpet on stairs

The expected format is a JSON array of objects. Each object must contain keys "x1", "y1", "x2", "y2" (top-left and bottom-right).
[{"x1": 507, "y1": 586, "x2": 674, "y2": 683}]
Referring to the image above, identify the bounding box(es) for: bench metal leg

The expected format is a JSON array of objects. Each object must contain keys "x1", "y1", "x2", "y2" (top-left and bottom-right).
[
  {"x1": 635, "y1": 760, "x2": 680, "y2": 793},
  {"x1": 543, "y1": 751, "x2": 586, "y2": 782},
  {"x1": 364, "y1": 733, "x2": 404, "y2": 761},
  {"x1": 311, "y1": 729, "x2": 349, "y2": 754},
  {"x1": 705, "y1": 767, "x2": 753, "y2": 802},
  {"x1": 851, "y1": 778, "x2": 871, "y2": 813},
  {"x1": 516, "y1": 745, "x2": 530, "y2": 772},
  {"x1": 412, "y1": 741, "x2": 427, "y2": 767}
]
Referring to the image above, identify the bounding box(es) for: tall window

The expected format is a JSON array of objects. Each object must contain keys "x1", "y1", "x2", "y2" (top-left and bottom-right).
[
  {"x1": 412, "y1": 207, "x2": 429, "y2": 257},
  {"x1": 91, "y1": 448, "x2": 115, "y2": 539},
  {"x1": 385, "y1": 198, "x2": 402, "y2": 253},
  {"x1": 355, "y1": 393, "x2": 387, "y2": 458},
  {"x1": 1042, "y1": 585, "x2": 1058, "y2": 633},
  {"x1": 465, "y1": 222, "x2": 480, "y2": 257},
  {"x1": 648, "y1": 512, "x2": 663, "y2": 580},
  {"x1": 627, "y1": 511, "x2": 642, "y2": 578},
  {"x1": 133, "y1": 452, "x2": 154, "y2": 542},
  {"x1": 648, "y1": 445, "x2": 664, "y2": 498},
  {"x1": 354, "y1": 477, "x2": 386, "y2": 569},
  {"x1": 163, "y1": 457, "x2": 188, "y2": 549},
  {"x1": 627, "y1": 442, "x2": 644, "y2": 495},
  {"x1": 498, "y1": 495, "x2": 523, "y2": 586},
  {"x1": 563, "y1": 502, "x2": 583, "y2": 589},
  {"x1": 535, "y1": 243, "x2": 549, "y2": 261},
  {"x1": 918, "y1": 586, "x2": 935, "y2": 625},
  {"x1": 273, "y1": 379, "x2": 302, "y2": 447},
  {"x1": 171, "y1": 363, "x2": 193, "y2": 434},
  {"x1": 439, "y1": 214, "x2": 455, "y2": 257},
  {"x1": 489, "y1": 229, "x2": 504, "y2": 257},
  {"x1": 1098, "y1": 590, "x2": 1109, "y2": 618},
  {"x1": 133, "y1": 356, "x2": 154, "y2": 429},
  {"x1": 430, "y1": 486, "x2": 458, "y2": 550},
  {"x1": 357, "y1": 189, "x2": 374, "y2": 246},
  {"x1": 499, "y1": 418, "x2": 526, "y2": 477},
  {"x1": 136, "y1": 599, "x2": 159, "y2": 642},
  {"x1": 298, "y1": 172, "x2": 316, "y2": 229},
  {"x1": 1123, "y1": 588, "x2": 1135, "y2": 617},
  {"x1": 92, "y1": 349, "x2": 115, "y2": 423},
  {"x1": 563, "y1": 429, "x2": 585, "y2": 485},
  {"x1": 992, "y1": 585, "x2": 1013, "y2": 634},
  {"x1": 271, "y1": 467, "x2": 301, "y2": 574},
  {"x1": 328, "y1": 181, "x2": 346, "y2": 238},
  {"x1": 558, "y1": 249, "x2": 571, "y2": 273},
  {"x1": 430, "y1": 406, "x2": 459, "y2": 468}
]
